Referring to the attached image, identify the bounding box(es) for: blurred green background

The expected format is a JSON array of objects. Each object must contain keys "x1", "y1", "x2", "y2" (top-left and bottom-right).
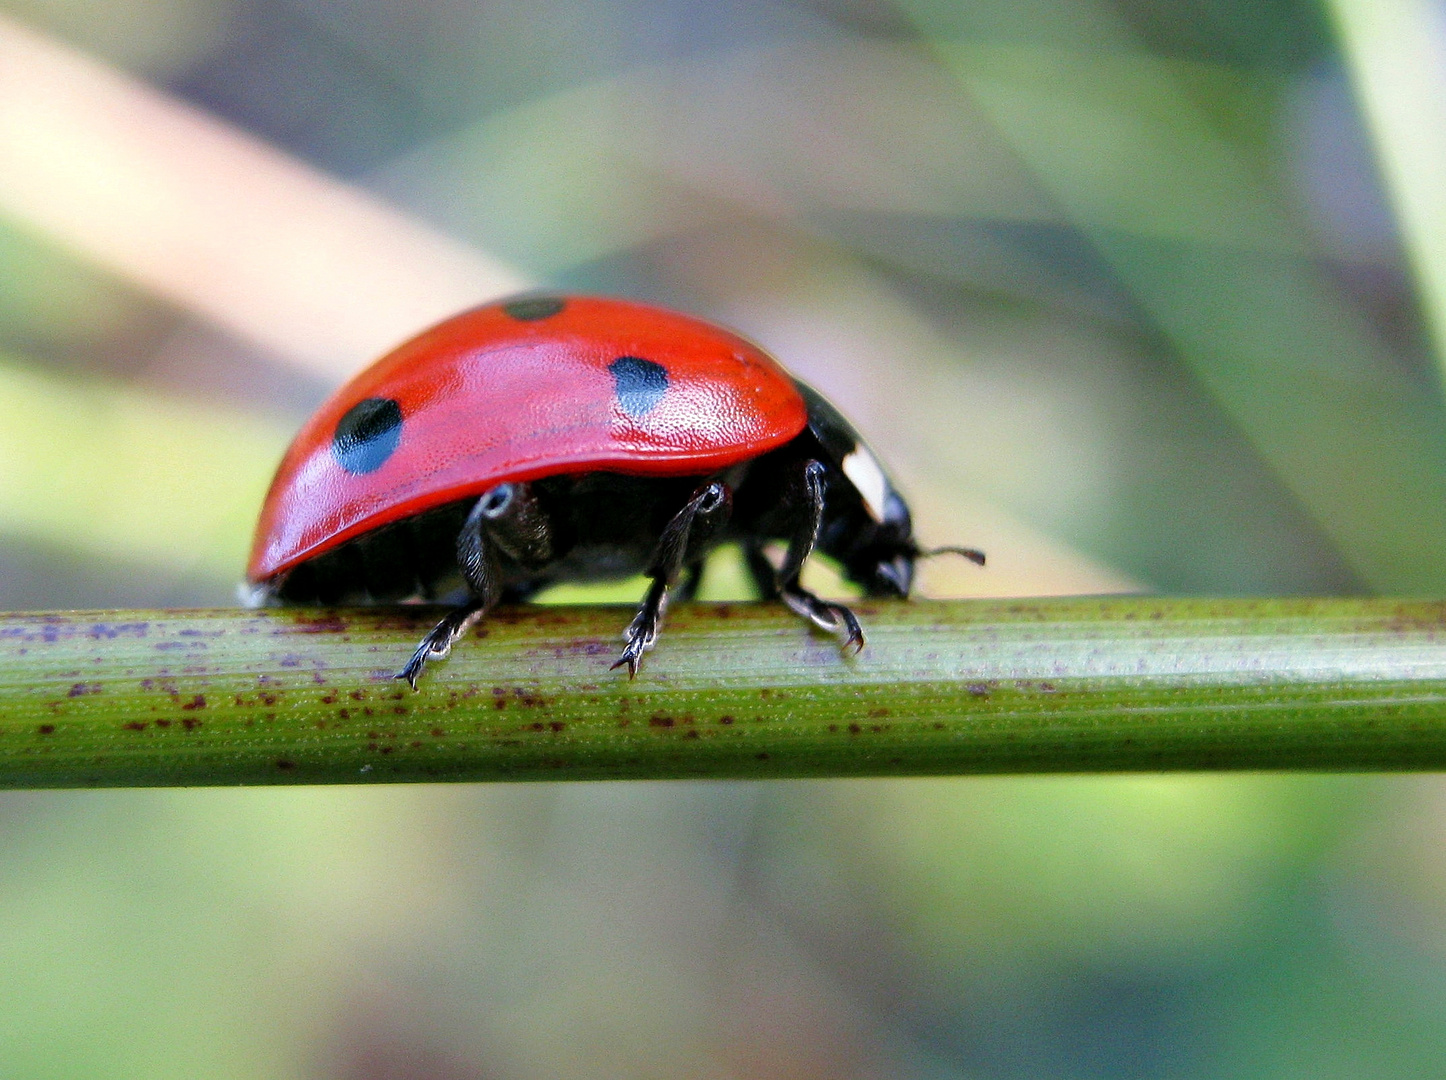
[{"x1": 4, "y1": 0, "x2": 1446, "y2": 1075}]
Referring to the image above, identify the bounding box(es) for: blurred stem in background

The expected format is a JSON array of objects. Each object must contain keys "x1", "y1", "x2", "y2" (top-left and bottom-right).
[
  {"x1": 0, "y1": 12, "x2": 527, "y2": 378},
  {"x1": 1329, "y1": 0, "x2": 1446, "y2": 384}
]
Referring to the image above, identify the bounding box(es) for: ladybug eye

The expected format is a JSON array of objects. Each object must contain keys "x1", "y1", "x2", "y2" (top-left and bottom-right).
[
  {"x1": 608, "y1": 355, "x2": 669, "y2": 419},
  {"x1": 333, "y1": 397, "x2": 402, "y2": 474},
  {"x1": 479, "y1": 483, "x2": 515, "y2": 518}
]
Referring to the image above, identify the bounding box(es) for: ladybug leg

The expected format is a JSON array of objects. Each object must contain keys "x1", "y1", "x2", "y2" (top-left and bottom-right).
[
  {"x1": 397, "y1": 600, "x2": 490, "y2": 690},
  {"x1": 613, "y1": 480, "x2": 732, "y2": 677},
  {"x1": 470, "y1": 482, "x2": 553, "y2": 566},
  {"x1": 761, "y1": 459, "x2": 865, "y2": 653},
  {"x1": 397, "y1": 482, "x2": 553, "y2": 689}
]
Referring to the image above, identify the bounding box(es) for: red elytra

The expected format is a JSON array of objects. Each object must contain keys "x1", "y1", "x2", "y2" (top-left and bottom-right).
[{"x1": 247, "y1": 296, "x2": 809, "y2": 581}]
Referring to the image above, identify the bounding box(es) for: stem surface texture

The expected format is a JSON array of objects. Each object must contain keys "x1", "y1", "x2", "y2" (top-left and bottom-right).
[{"x1": 3, "y1": 598, "x2": 1445, "y2": 787}]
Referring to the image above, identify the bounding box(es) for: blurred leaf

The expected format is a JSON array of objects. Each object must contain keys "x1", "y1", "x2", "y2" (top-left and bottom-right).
[
  {"x1": 0, "y1": 0, "x2": 238, "y2": 75},
  {"x1": 1329, "y1": 0, "x2": 1446, "y2": 384},
  {"x1": 0, "y1": 353, "x2": 289, "y2": 579},
  {"x1": 841, "y1": 774, "x2": 1353, "y2": 966},
  {"x1": 0, "y1": 214, "x2": 156, "y2": 362},
  {"x1": 910, "y1": 32, "x2": 1446, "y2": 590},
  {"x1": 950, "y1": 47, "x2": 1300, "y2": 252},
  {"x1": 377, "y1": 78, "x2": 715, "y2": 275},
  {"x1": 377, "y1": 39, "x2": 1063, "y2": 273},
  {"x1": 0, "y1": 785, "x2": 482, "y2": 1078}
]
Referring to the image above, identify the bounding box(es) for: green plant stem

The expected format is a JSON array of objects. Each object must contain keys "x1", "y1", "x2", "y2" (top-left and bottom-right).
[{"x1": 2, "y1": 598, "x2": 1446, "y2": 787}]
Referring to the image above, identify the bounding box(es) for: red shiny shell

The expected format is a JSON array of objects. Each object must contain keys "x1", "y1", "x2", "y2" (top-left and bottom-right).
[{"x1": 248, "y1": 296, "x2": 809, "y2": 581}]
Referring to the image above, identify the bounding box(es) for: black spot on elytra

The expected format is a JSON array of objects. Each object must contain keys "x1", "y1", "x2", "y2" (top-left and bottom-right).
[
  {"x1": 333, "y1": 398, "x2": 402, "y2": 474},
  {"x1": 609, "y1": 356, "x2": 668, "y2": 418},
  {"x1": 503, "y1": 296, "x2": 566, "y2": 321}
]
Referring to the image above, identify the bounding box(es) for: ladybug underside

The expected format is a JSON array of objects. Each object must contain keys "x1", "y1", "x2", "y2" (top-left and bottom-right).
[
  {"x1": 271, "y1": 471, "x2": 734, "y2": 608},
  {"x1": 262, "y1": 422, "x2": 949, "y2": 686}
]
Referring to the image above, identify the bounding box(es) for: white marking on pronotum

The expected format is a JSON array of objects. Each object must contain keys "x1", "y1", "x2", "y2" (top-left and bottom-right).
[
  {"x1": 842, "y1": 445, "x2": 890, "y2": 522},
  {"x1": 236, "y1": 581, "x2": 272, "y2": 608}
]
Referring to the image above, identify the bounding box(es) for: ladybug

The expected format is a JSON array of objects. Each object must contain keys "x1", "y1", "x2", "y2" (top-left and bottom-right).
[{"x1": 246, "y1": 295, "x2": 983, "y2": 687}]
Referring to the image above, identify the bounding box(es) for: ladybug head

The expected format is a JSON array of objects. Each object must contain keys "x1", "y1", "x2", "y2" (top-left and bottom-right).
[
  {"x1": 841, "y1": 489, "x2": 918, "y2": 597},
  {"x1": 797, "y1": 379, "x2": 983, "y2": 596},
  {"x1": 832, "y1": 482, "x2": 986, "y2": 598}
]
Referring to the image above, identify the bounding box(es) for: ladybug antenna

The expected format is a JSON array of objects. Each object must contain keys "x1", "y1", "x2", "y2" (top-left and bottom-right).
[{"x1": 916, "y1": 544, "x2": 986, "y2": 567}]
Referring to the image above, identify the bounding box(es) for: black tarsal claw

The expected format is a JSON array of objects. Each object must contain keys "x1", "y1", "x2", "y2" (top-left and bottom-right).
[
  {"x1": 609, "y1": 653, "x2": 641, "y2": 679},
  {"x1": 395, "y1": 641, "x2": 440, "y2": 691},
  {"x1": 782, "y1": 590, "x2": 865, "y2": 655},
  {"x1": 612, "y1": 613, "x2": 656, "y2": 678},
  {"x1": 396, "y1": 606, "x2": 480, "y2": 690},
  {"x1": 833, "y1": 604, "x2": 865, "y2": 654},
  {"x1": 395, "y1": 644, "x2": 429, "y2": 690}
]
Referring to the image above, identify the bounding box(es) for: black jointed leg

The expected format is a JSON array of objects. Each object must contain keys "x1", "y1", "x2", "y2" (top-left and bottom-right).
[
  {"x1": 397, "y1": 487, "x2": 517, "y2": 689},
  {"x1": 780, "y1": 583, "x2": 864, "y2": 652},
  {"x1": 456, "y1": 494, "x2": 503, "y2": 599},
  {"x1": 776, "y1": 459, "x2": 827, "y2": 584},
  {"x1": 762, "y1": 458, "x2": 865, "y2": 653},
  {"x1": 613, "y1": 480, "x2": 732, "y2": 677},
  {"x1": 396, "y1": 599, "x2": 489, "y2": 690},
  {"x1": 612, "y1": 576, "x2": 669, "y2": 679}
]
